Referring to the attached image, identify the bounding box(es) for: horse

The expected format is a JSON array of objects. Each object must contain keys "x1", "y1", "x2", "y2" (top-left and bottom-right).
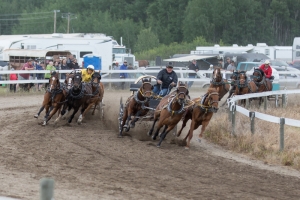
[
  {"x1": 148, "y1": 82, "x2": 190, "y2": 147},
  {"x1": 210, "y1": 67, "x2": 230, "y2": 101},
  {"x1": 60, "y1": 72, "x2": 93, "y2": 124},
  {"x1": 233, "y1": 71, "x2": 257, "y2": 106},
  {"x1": 252, "y1": 68, "x2": 273, "y2": 105},
  {"x1": 177, "y1": 88, "x2": 219, "y2": 149},
  {"x1": 34, "y1": 71, "x2": 67, "y2": 125},
  {"x1": 138, "y1": 60, "x2": 149, "y2": 67},
  {"x1": 77, "y1": 72, "x2": 104, "y2": 124},
  {"x1": 119, "y1": 78, "x2": 153, "y2": 137}
]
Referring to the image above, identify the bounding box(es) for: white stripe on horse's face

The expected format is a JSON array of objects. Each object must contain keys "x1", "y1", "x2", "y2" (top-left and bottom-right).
[
  {"x1": 213, "y1": 68, "x2": 218, "y2": 79},
  {"x1": 52, "y1": 77, "x2": 55, "y2": 81}
]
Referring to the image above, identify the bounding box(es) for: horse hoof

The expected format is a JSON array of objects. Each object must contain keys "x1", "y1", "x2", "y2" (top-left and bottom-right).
[
  {"x1": 156, "y1": 144, "x2": 161, "y2": 148},
  {"x1": 34, "y1": 114, "x2": 38, "y2": 118},
  {"x1": 184, "y1": 146, "x2": 190, "y2": 150},
  {"x1": 130, "y1": 123, "x2": 135, "y2": 128},
  {"x1": 42, "y1": 121, "x2": 47, "y2": 126},
  {"x1": 152, "y1": 136, "x2": 156, "y2": 141},
  {"x1": 147, "y1": 131, "x2": 152, "y2": 137},
  {"x1": 117, "y1": 135, "x2": 123, "y2": 138},
  {"x1": 125, "y1": 127, "x2": 130, "y2": 132},
  {"x1": 196, "y1": 138, "x2": 201, "y2": 143}
]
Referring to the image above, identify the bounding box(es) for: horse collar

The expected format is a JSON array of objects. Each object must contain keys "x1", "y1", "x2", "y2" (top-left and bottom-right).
[
  {"x1": 211, "y1": 78, "x2": 225, "y2": 86},
  {"x1": 134, "y1": 90, "x2": 149, "y2": 105}
]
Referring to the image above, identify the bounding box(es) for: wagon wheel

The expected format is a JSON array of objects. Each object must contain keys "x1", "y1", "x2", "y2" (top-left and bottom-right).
[
  {"x1": 98, "y1": 99, "x2": 104, "y2": 119},
  {"x1": 118, "y1": 97, "x2": 124, "y2": 133}
]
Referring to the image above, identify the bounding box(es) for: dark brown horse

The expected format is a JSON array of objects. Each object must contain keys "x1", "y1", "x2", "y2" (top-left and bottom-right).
[
  {"x1": 210, "y1": 67, "x2": 230, "y2": 101},
  {"x1": 77, "y1": 72, "x2": 104, "y2": 123},
  {"x1": 234, "y1": 71, "x2": 257, "y2": 106},
  {"x1": 177, "y1": 88, "x2": 219, "y2": 149},
  {"x1": 60, "y1": 72, "x2": 93, "y2": 124},
  {"x1": 252, "y1": 68, "x2": 273, "y2": 105},
  {"x1": 119, "y1": 78, "x2": 153, "y2": 137},
  {"x1": 148, "y1": 82, "x2": 189, "y2": 147}
]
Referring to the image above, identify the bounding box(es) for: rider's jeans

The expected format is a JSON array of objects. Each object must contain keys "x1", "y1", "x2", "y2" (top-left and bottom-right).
[{"x1": 153, "y1": 85, "x2": 168, "y2": 97}]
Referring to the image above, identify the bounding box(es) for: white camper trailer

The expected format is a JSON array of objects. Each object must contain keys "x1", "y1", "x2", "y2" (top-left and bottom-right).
[{"x1": 0, "y1": 33, "x2": 131, "y2": 71}]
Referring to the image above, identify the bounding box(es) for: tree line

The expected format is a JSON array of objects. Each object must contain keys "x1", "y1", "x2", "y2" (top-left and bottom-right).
[{"x1": 1, "y1": 0, "x2": 300, "y2": 60}]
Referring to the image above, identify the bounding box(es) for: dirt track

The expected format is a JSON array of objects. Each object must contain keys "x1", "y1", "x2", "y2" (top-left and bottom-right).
[{"x1": 1, "y1": 90, "x2": 300, "y2": 200}]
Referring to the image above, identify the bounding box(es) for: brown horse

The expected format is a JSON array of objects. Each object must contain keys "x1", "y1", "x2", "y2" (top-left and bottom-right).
[
  {"x1": 77, "y1": 72, "x2": 104, "y2": 124},
  {"x1": 252, "y1": 68, "x2": 273, "y2": 105},
  {"x1": 210, "y1": 67, "x2": 230, "y2": 101},
  {"x1": 119, "y1": 78, "x2": 153, "y2": 137},
  {"x1": 177, "y1": 88, "x2": 219, "y2": 149},
  {"x1": 138, "y1": 60, "x2": 149, "y2": 67},
  {"x1": 234, "y1": 71, "x2": 257, "y2": 106},
  {"x1": 34, "y1": 71, "x2": 67, "y2": 125},
  {"x1": 148, "y1": 82, "x2": 189, "y2": 147}
]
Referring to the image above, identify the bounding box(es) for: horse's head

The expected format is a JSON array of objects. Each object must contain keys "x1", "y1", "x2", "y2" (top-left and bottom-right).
[
  {"x1": 49, "y1": 71, "x2": 60, "y2": 91},
  {"x1": 65, "y1": 73, "x2": 74, "y2": 90},
  {"x1": 91, "y1": 72, "x2": 101, "y2": 87},
  {"x1": 140, "y1": 78, "x2": 153, "y2": 98},
  {"x1": 176, "y1": 82, "x2": 189, "y2": 104},
  {"x1": 73, "y1": 72, "x2": 82, "y2": 90},
  {"x1": 252, "y1": 68, "x2": 264, "y2": 82},
  {"x1": 238, "y1": 71, "x2": 248, "y2": 86},
  {"x1": 205, "y1": 88, "x2": 219, "y2": 113},
  {"x1": 212, "y1": 67, "x2": 222, "y2": 81},
  {"x1": 230, "y1": 71, "x2": 239, "y2": 86}
]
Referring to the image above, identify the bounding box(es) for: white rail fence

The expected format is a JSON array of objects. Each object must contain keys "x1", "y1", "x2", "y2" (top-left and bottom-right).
[{"x1": 227, "y1": 90, "x2": 300, "y2": 151}]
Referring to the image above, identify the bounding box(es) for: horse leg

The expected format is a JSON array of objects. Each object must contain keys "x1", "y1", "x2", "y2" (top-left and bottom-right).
[
  {"x1": 130, "y1": 110, "x2": 142, "y2": 128},
  {"x1": 148, "y1": 118, "x2": 158, "y2": 136},
  {"x1": 184, "y1": 120, "x2": 201, "y2": 149},
  {"x1": 78, "y1": 103, "x2": 93, "y2": 124},
  {"x1": 34, "y1": 106, "x2": 44, "y2": 118},
  {"x1": 119, "y1": 109, "x2": 128, "y2": 138},
  {"x1": 43, "y1": 106, "x2": 60, "y2": 126},
  {"x1": 153, "y1": 124, "x2": 167, "y2": 141},
  {"x1": 68, "y1": 106, "x2": 80, "y2": 124},
  {"x1": 177, "y1": 114, "x2": 190, "y2": 137},
  {"x1": 157, "y1": 125, "x2": 174, "y2": 148}
]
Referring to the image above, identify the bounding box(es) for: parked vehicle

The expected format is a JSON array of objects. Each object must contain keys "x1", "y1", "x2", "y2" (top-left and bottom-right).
[
  {"x1": 272, "y1": 66, "x2": 300, "y2": 89},
  {"x1": 289, "y1": 60, "x2": 300, "y2": 70}
]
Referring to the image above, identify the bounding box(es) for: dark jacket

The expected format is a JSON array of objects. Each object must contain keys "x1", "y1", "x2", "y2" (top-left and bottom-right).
[
  {"x1": 188, "y1": 63, "x2": 199, "y2": 76},
  {"x1": 157, "y1": 69, "x2": 178, "y2": 89}
]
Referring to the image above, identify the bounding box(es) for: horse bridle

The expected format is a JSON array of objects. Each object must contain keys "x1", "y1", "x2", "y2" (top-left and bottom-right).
[
  {"x1": 49, "y1": 75, "x2": 60, "y2": 92},
  {"x1": 238, "y1": 72, "x2": 248, "y2": 88},
  {"x1": 139, "y1": 82, "x2": 153, "y2": 97},
  {"x1": 211, "y1": 69, "x2": 225, "y2": 86}
]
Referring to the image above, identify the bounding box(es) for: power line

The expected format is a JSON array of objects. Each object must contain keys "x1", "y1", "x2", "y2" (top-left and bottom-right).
[{"x1": 0, "y1": 11, "x2": 54, "y2": 17}]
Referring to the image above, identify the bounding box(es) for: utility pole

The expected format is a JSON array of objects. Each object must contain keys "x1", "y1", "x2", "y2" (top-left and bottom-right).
[
  {"x1": 53, "y1": 10, "x2": 60, "y2": 33},
  {"x1": 61, "y1": 13, "x2": 77, "y2": 34}
]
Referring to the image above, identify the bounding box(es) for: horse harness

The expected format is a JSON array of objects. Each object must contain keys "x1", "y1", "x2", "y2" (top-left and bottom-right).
[
  {"x1": 211, "y1": 75, "x2": 229, "y2": 92},
  {"x1": 252, "y1": 70, "x2": 270, "y2": 91},
  {"x1": 195, "y1": 92, "x2": 219, "y2": 114}
]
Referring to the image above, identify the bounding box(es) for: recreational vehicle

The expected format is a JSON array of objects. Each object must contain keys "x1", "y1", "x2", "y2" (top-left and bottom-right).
[{"x1": 0, "y1": 33, "x2": 136, "y2": 71}]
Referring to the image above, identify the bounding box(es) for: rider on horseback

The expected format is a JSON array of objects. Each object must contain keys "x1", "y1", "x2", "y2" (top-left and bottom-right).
[
  {"x1": 81, "y1": 65, "x2": 96, "y2": 82},
  {"x1": 153, "y1": 62, "x2": 178, "y2": 97},
  {"x1": 259, "y1": 60, "x2": 273, "y2": 81}
]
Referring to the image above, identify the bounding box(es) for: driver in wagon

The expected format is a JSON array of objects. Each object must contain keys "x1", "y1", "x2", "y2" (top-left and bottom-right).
[
  {"x1": 81, "y1": 65, "x2": 96, "y2": 83},
  {"x1": 153, "y1": 62, "x2": 178, "y2": 97},
  {"x1": 259, "y1": 60, "x2": 273, "y2": 81}
]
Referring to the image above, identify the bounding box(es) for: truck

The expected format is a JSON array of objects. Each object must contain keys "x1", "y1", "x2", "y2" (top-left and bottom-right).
[{"x1": 112, "y1": 37, "x2": 138, "y2": 68}]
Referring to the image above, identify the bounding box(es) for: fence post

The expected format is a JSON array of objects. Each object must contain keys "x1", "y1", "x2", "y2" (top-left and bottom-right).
[
  {"x1": 282, "y1": 94, "x2": 286, "y2": 108},
  {"x1": 264, "y1": 96, "x2": 267, "y2": 110},
  {"x1": 249, "y1": 111, "x2": 255, "y2": 135},
  {"x1": 231, "y1": 105, "x2": 236, "y2": 136},
  {"x1": 279, "y1": 117, "x2": 285, "y2": 151},
  {"x1": 40, "y1": 178, "x2": 54, "y2": 200},
  {"x1": 245, "y1": 98, "x2": 249, "y2": 109},
  {"x1": 228, "y1": 102, "x2": 232, "y2": 122}
]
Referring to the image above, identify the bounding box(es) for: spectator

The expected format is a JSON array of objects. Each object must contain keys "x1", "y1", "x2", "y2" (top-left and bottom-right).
[
  {"x1": 224, "y1": 57, "x2": 231, "y2": 69},
  {"x1": 226, "y1": 60, "x2": 236, "y2": 79},
  {"x1": 19, "y1": 59, "x2": 34, "y2": 91},
  {"x1": 187, "y1": 59, "x2": 199, "y2": 88},
  {"x1": 119, "y1": 60, "x2": 128, "y2": 90},
  {"x1": 9, "y1": 68, "x2": 17, "y2": 93},
  {"x1": 60, "y1": 59, "x2": 69, "y2": 80},
  {"x1": 217, "y1": 58, "x2": 224, "y2": 69},
  {"x1": 54, "y1": 61, "x2": 60, "y2": 70},
  {"x1": 71, "y1": 58, "x2": 79, "y2": 70},
  {"x1": 44, "y1": 61, "x2": 56, "y2": 89},
  {"x1": 36, "y1": 61, "x2": 45, "y2": 91}
]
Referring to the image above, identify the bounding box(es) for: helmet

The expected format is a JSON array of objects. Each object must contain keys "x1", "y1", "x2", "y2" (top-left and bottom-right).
[
  {"x1": 265, "y1": 60, "x2": 270, "y2": 64},
  {"x1": 87, "y1": 65, "x2": 94, "y2": 70}
]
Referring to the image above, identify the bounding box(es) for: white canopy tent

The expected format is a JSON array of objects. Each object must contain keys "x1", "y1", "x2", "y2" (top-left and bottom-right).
[{"x1": 163, "y1": 55, "x2": 217, "y2": 62}]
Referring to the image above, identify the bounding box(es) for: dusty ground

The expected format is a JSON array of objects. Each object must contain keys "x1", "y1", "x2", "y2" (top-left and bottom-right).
[{"x1": 1, "y1": 90, "x2": 300, "y2": 200}]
